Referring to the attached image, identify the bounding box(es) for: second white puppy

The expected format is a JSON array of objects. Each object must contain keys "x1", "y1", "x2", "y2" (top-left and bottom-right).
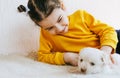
[{"x1": 78, "y1": 47, "x2": 120, "y2": 74}]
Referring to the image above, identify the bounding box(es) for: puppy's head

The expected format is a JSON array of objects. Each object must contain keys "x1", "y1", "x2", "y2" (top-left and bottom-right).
[{"x1": 78, "y1": 47, "x2": 109, "y2": 74}]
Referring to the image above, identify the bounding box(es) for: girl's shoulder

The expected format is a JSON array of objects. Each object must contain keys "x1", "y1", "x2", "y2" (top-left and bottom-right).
[
  {"x1": 68, "y1": 9, "x2": 88, "y2": 17},
  {"x1": 68, "y1": 9, "x2": 91, "y2": 19},
  {"x1": 68, "y1": 10, "x2": 84, "y2": 18}
]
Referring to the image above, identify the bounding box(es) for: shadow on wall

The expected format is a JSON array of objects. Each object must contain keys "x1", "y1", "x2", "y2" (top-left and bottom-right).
[{"x1": 0, "y1": 0, "x2": 40, "y2": 55}]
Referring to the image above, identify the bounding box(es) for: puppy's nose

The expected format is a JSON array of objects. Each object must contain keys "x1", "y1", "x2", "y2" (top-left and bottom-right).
[{"x1": 81, "y1": 68, "x2": 86, "y2": 73}]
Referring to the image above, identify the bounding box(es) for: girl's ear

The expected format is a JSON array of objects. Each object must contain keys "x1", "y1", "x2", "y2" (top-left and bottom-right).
[{"x1": 60, "y1": 1, "x2": 66, "y2": 10}]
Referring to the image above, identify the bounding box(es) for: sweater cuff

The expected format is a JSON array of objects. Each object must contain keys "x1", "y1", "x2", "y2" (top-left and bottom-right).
[{"x1": 55, "y1": 52, "x2": 66, "y2": 65}]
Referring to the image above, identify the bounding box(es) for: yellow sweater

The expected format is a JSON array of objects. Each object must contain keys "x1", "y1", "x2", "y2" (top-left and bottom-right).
[{"x1": 38, "y1": 10, "x2": 118, "y2": 65}]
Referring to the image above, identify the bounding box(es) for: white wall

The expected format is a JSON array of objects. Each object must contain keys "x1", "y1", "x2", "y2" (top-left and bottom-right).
[
  {"x1": 0, "y1": 0, "x2": 120, "y2": 55},
  {"x1": 0, "y1": 0, "x2": 40, "y2": 55},
  {"x1": 63, "y1": 0, "x2": 120, "y2": 29}
]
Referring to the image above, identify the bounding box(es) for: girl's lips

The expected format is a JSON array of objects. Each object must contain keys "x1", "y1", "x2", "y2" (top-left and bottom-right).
[
  {"x1": 63, "y1": 26, "x2": 66, "y2": 32},
  {"x1": 64, "y1": 26, "x2": 68, "y2": 33}
]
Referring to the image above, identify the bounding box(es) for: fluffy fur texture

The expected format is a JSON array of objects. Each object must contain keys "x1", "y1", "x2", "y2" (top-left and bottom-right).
[{"x1": 78, "y1": 47, "x2": 120, "y2": 74}]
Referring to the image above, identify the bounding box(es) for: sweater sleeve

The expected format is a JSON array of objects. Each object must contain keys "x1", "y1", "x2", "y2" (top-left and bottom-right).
[
  {"x1": 37, "y1": 29, "x2": 65, "y2": 65},
  {"x1": 82, "y1": 10, "x2": 118, "y2": 52}
]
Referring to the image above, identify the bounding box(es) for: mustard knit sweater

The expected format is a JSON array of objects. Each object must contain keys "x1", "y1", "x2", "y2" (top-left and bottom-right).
[{"x1": 38, "y1": 10, "x2": 118, "y2": 65}]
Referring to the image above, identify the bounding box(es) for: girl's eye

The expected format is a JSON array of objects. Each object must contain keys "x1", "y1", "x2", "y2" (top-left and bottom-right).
[{"x1": 58, "y1": 16, "x2": 63, "y2": 23}]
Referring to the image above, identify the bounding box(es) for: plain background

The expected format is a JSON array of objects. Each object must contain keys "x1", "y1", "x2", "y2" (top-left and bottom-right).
[{"x1": 0, "y1": 0, "x2": 120, "y2": 55}]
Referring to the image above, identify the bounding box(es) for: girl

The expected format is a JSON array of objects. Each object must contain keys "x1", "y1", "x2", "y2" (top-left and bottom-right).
[{"x1": 17, "y1": 0, "x2": 119, "y2": 66}]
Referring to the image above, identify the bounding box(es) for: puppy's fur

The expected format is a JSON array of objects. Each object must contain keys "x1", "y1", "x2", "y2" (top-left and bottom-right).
[{"x1": 78, "y1": 47, "x2": 120, "y2": 74}]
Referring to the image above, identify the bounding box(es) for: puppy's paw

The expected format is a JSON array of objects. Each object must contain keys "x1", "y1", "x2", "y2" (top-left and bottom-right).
[{"x1": 67, "y1": 66, "x2": 80, "y2": 74}]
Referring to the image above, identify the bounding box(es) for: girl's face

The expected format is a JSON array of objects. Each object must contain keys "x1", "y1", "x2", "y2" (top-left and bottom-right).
[{"x1": 38, "y1": 8, "x2": 69, "y2": 35}]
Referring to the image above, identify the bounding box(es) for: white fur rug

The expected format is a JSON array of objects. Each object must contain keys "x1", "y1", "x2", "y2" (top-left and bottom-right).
[{"x1": 0, "y1": 54, "x2": 120, "y2": 78}]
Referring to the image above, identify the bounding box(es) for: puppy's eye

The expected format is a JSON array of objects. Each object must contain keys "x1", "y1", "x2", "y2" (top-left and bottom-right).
[
  {"x1": 80, "y1": 59, "x2": 83, "y2": 62},
  {"x1": 90, "y1": 62, "x2": 95, "y2": 66}
]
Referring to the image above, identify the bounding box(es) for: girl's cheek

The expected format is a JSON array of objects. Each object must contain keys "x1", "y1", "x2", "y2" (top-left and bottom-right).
[{"x1": 49, "y1": 30, "x2": 56, "y2": 35}]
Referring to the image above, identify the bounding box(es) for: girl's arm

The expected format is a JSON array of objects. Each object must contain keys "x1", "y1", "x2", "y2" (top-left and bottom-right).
[
  {"x1": 38, "y1": 29, "x2": 79, "y2": 66},
  {"x1": 100, "y1": 46, "x2": 113, "y2": 54},
  {"x1": 38, "y1": 31, "x2": 65, "y2": 65},
  {"x1": 83, "y1": 10, "x2": 118, "y2": 53}
]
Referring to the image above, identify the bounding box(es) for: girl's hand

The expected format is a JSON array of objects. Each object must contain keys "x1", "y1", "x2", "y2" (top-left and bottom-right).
[
  {"x1": 100, "y1": 46, "x2": 114, "y2": 64},
  {"x1": 100, "y1": 46, "x2": 113, "y2": 55},
  {"x1": 63, "y1": 52, "x2": 79, "y2": 66}
]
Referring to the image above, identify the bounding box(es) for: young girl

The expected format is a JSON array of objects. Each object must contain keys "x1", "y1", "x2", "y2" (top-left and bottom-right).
[{"x1": 17, "y1": 0, "x2": 119, "y2": 66}]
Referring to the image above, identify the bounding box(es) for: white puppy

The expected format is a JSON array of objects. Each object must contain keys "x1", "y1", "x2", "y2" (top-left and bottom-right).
[{"x1": 78, "y1": 47, "x2": 120, "y2": 74}]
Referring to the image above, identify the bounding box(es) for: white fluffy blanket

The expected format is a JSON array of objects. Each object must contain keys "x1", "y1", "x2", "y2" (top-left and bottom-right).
[{"x1": 0, "y1": 54, "x2": 120, "y2": 78}]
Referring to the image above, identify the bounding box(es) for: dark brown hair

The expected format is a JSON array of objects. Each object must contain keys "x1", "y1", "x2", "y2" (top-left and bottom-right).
[{"x1": 17, "y1": 0, "x2": 61, "y2": 26}]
